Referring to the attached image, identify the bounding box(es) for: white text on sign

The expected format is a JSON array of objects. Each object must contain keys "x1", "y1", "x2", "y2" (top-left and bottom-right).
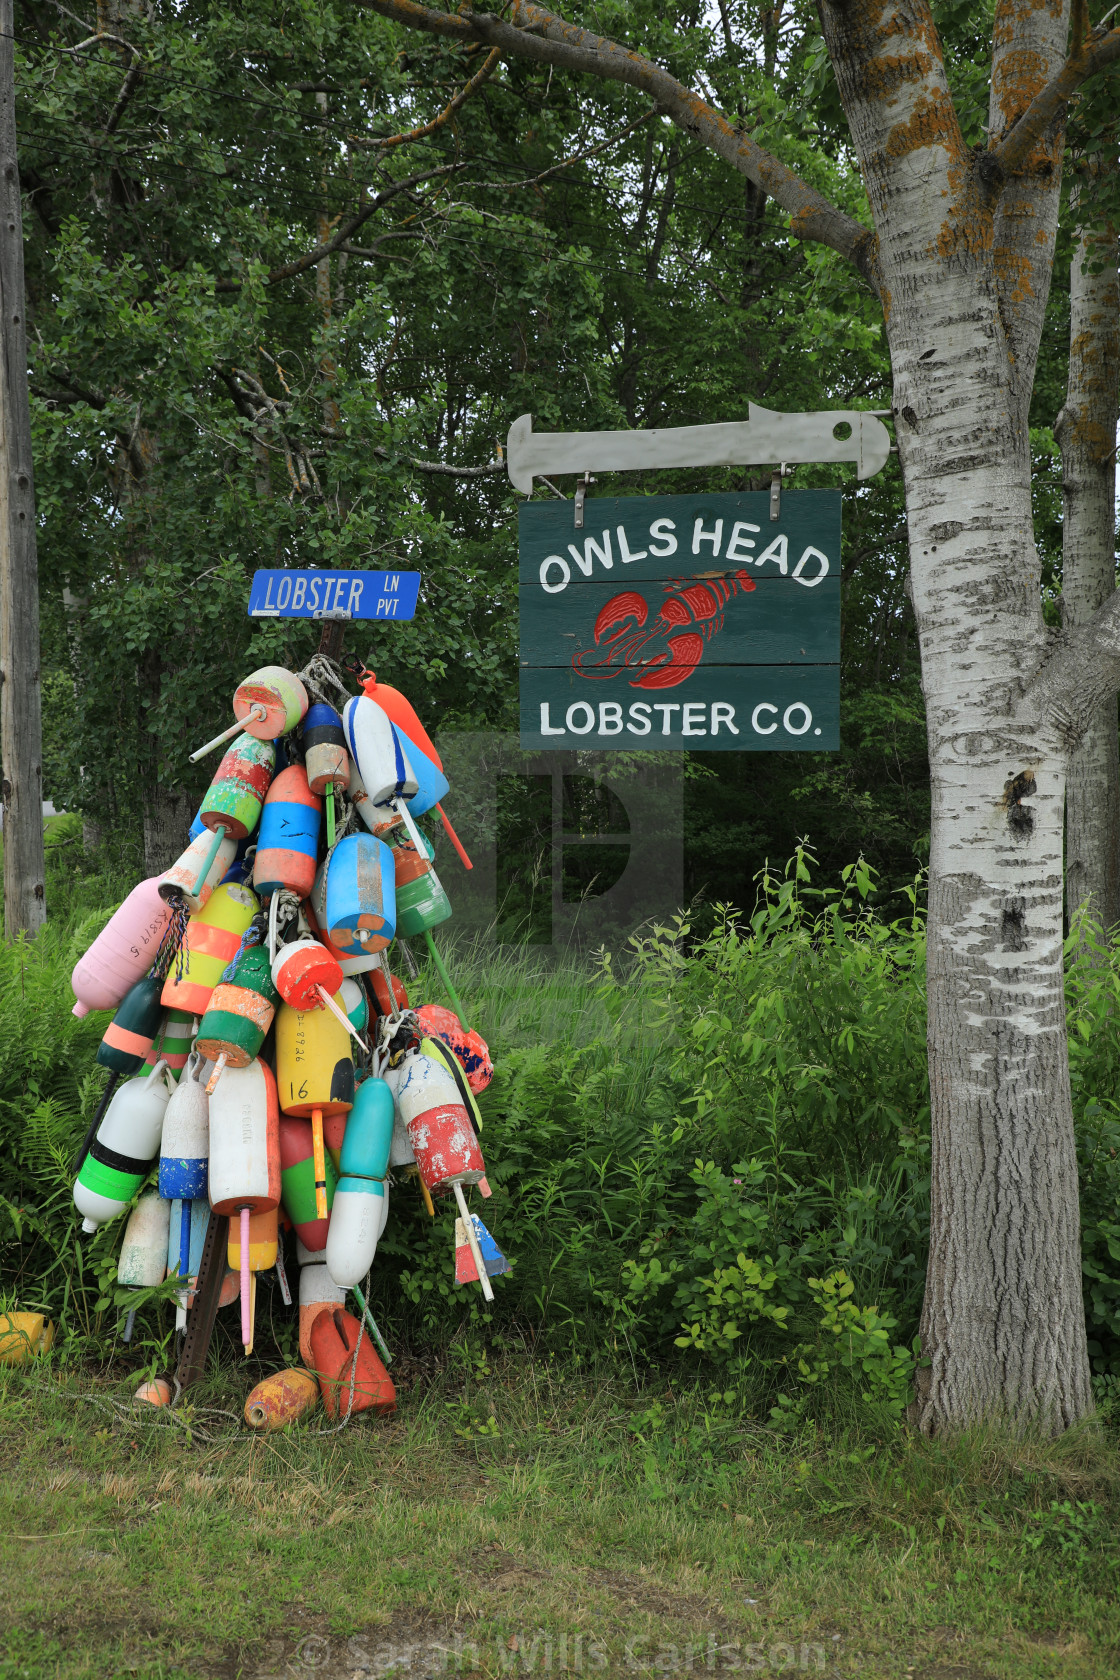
[
  {"x1": 536, "y1": 517, "x2": 830, "y2": 595},
  {"x1": 538, "y1": 701, "x2": 822, "y2": 739}
]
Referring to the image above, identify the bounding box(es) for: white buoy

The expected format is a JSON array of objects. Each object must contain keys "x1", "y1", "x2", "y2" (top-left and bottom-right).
[
  {"x1": 342, "y1": 696, "x2": 418, "y2": 805},
  {"x1": 117, "y1": 1191, "x2": 171, "y2": 1287},
  {"x1": 73, "y1": 1063, "x2": 172, "y2": 1232}
]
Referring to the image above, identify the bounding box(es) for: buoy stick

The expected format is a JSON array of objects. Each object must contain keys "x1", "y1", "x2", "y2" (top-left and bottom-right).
[
  {"x1": 311, "y1": 1108, "x2": 329, "y2": 1220},
  {"x1": 326, "y1": 785, "x2": 336, "y2": 849},
  {"x1": 316, "y1": 983, "x2": 369, "y2": 1053},
  {"x1": 204, "y1": 1053, "x2": 228, "y2": 1097},
  {"x1": 418, "y1": 1176, "x2": 435, "y2": 1218},
  {"x1": 453, "y1": 1183, "x2": 494, "y2": 1302},
  {"x1": 351, "y1": 1283, "x2": 393, "y2": 1364},
  {"x1": 423, "y1": 930, "x2": 468, "y2": 1026},
  {"x1": 178, "y1": 1198, "x2": 192, "y2": 1283},
  {"x1": 436, "y1": 804, "x2": 473, "y2": 871},
  {"x1": 393, "y1": 796, "x2": 428, "y2": 857},
  {"x1": 71, "y1": 1070, "x2": 120, "y2": 1174},
  {"x1": 246, "y1": 1272, "x2": 256, "y2": 1356},
  {"x1": 189, "y1": 706, "x2": 266, "y2": 763},
  {"x1": 239, "y1": 1207, "x2": 251, "y2": 1350},
  {"x1": 123, "y1": 1308, "x2": 137, "y2": 1342},
  {"x1": 191, "y1": 823, "x2": 227, "y2": 896}
]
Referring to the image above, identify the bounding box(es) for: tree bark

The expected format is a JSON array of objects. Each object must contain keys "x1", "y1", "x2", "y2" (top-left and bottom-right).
[
  {"x1": 0, "y1": 0, "x2": 46, "y2": 935},
  {"x1": 1060, "y1": 194, "x2": 1120, "y2": 937},
  {"x1": 142, "y1": 782, "x2": 190, "y2": 877},
  {"x1": 814, "y1": 0, "x2": 1093, "y2": 1432}
]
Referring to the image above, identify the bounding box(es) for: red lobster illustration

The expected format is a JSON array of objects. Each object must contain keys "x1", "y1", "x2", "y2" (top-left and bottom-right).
[{"x1": 572, "y1": 570, "x2": 756, "y2": 690}]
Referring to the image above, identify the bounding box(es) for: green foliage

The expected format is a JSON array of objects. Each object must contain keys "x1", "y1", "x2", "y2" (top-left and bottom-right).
[{"x1": 6, "y1": 851, "x2": 1120, "y2": 1416}]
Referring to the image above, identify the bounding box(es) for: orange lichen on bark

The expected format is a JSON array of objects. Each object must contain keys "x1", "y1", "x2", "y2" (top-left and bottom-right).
[
  {"x1": 1071, "y1": 325, "x2": 1120, "y2": 378},
  {"x1": 885, "y1": 91, "x2": 964, "y2": 161},
  {"x1": 993, "y1": 245, "x2": 1037, "y2": 300},
  {"x1": 1068, "y1": 409, "x2": 1117, "y2": 454},
  {"x1": 993, "y1": 48, "x2": 1050, "y2": 124},
  {"x1": 992, "y1": 0, "x2": 1063, "y2": 52},
  {"x1": 858, "y1": 51, "x2": 936, "y2": 104},
  {"x1": 877, "y1": 0, "x2": 946, "y2": 56},
  {"x1": 935, "y1": 160, "x2": 994, "y2": 262}
]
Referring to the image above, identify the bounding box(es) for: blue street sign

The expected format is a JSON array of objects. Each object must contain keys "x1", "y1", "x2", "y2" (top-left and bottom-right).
[{"x1": 248, "y1": 569, "x2": 421, "y2": 620}]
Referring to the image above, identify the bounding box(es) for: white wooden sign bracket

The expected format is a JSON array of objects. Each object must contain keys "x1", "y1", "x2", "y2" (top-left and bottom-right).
[{"x1": 507, "y1": 405, "x2": 892, "y2": 522}]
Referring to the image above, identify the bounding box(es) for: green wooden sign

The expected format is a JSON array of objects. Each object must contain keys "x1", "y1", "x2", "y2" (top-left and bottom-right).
[{"x1": 519, "y1": 489, "x2": 841, "y2": 751}]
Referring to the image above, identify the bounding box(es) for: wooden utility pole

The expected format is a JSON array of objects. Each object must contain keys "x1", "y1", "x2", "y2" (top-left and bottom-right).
[{"x1": 0, "y1": 0, "x2": 44, "y2": 936}]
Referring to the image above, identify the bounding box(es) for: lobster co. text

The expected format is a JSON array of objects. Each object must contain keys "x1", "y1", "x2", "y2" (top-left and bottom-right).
[
  {"x1": 538, "y1": 517, "x2": 830, "y2": 595},
  {"x1": 538, "y1": 700, "x2": 822, "y2": 738}
]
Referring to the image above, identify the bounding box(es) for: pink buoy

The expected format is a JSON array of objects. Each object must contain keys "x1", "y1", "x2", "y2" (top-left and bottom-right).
[
  {"x1": 71, "y1": 879, "x2": 172, "y2": 1018},
  {"x1": 234, "y1": 667, "x2": 309, "y2": 740}
]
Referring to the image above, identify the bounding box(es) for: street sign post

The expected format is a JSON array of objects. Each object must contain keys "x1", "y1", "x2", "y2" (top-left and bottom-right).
[
  {"x1": 247, "y1": 568, "x2": 420, "y2": 620},
  {"x1": 519, "y1": 489, "x2": 840, "y2": 751}
]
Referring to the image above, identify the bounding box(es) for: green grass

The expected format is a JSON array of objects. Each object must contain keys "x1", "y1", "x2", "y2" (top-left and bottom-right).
[{"x1": 2, "y1": 1358, "x2": 1119, "y2": 1680}]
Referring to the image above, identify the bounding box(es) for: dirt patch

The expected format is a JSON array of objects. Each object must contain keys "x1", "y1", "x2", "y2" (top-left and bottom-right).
[
  {"x1": 912, "y1": 1667, "x2": 988, "y2": 1680},
  {"x1": 580, "y1": 1567, "x2": 717, "y2": 1622}
]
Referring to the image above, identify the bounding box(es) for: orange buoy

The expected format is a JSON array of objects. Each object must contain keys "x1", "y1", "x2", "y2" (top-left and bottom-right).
[
  {"x1": 358, "y1": 671, "x2": 441, "y2": 768},
  {"x1": 134, "y1": 1378, "x2": 172, "y2": 1407},
  {"x1": 298, "y1": 1260, "x2": 346, "y2": 1364},
  {"x1": 245, "y1": 1368, "x2": 319, "y2": 1431},
  {"x1": 310, "y1": 1307, "x2": 396, "y2": 1419}
]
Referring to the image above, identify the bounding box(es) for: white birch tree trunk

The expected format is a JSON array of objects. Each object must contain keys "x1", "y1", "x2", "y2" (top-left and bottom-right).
[
  {"x1": 1060, "y1": 203, "x2": 1120, "y2": 937},
  {"x1": 819, "y1": 0, "x2": 1094, "y2": 1431}
]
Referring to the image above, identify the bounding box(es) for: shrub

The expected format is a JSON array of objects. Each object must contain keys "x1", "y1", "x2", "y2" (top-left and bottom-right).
[{"x1": 4, "y1": 845, "x2": 1120, "y2": 1421}]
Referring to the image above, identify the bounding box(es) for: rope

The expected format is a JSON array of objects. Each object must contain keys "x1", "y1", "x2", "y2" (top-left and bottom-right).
[
  {"x1": 267, "y1": 889, "x2": 301, "y2": 962},
  {"x1": 159, "y1": 895, "x2": 192, "y2": 987},
  {"x1": 148, "y1": 894, "x2": 189, "y2": 982},
  {"x1": 18, "y1": 1375, "x2": 243, "y2": 1445},
  {"x1": 297, "y1": 653, "x2": 354, "y2": 709},
  {"x1": 219, "y1": 921, "x2": 262, "y2": 984}
]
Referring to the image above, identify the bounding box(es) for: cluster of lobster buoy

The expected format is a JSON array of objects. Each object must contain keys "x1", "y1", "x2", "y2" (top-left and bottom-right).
[{"x1": 69, "y1": 660, "x2": 504, "y2": 1428}]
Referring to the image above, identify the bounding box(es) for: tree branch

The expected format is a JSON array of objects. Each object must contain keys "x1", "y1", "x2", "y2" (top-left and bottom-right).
[
  {"x1": 993, "y1": 22, "x2": 1120, "y2": 176},
  {"x1": 212, "y1": 163, "x2": 464, "y2": 291},
  {"x1": 474, "y1": 103, "x2": 658, "y2": 189},
  {"x1": 103, "y1": 53, "x2": 143, "y2": 136},
  {"x1": 349, "y1": 46, "x2": 501, "y2": 149},
  {"x1": 354, "y1": 0, "x2": 878, "y2": 288},
  {"x1": 337, "y1": 229, "x2": 425, "y2": 257},
  {"x1": 1023, "y1": 588, "x2": 1120, "y2": 748},
  {"x1": 374, "y1": 444, "x2": 504, "y2": 478}
]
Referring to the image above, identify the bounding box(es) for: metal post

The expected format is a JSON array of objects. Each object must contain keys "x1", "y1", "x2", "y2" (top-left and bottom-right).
[
  {"x1": 173, "y1": 1212, "x2": 230, "y2": 1392},
  {"x1": 0, "y1": 0, "x2": 44, "y2": 936}
]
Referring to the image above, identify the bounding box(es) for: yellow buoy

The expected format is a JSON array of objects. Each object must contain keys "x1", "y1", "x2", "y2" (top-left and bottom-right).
[
  {"x1": 161, "y1": 882, "x2": 259, "y2": 1018},
  {"x1": 0, "y1": 1312, "x2": 54, "y2": 1365},
  {"x1": 276, "y1": 998, "x2": 355, "y2": 1220}
]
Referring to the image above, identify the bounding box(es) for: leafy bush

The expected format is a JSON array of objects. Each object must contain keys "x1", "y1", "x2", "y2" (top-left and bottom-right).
[{"x1": 5, "y1": 846, "x2": 1120, "y2": 1424}]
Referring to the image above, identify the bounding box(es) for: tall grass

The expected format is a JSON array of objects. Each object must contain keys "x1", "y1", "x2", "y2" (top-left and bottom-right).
[{"x1": 3, "y1": 841, "x2": 1120, "y2": 1424}]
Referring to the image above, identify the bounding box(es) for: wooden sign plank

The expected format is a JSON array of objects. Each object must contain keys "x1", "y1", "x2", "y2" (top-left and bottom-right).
[
  {"x1": 520, "y1": 666, "x2": 839, "y2": 751},
  {"x1": 518, "y1": 575, "x2": 840, "y2": 668},
  {"x1": 519, "y1": 489, "x2": 841, "y2": 753}
]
